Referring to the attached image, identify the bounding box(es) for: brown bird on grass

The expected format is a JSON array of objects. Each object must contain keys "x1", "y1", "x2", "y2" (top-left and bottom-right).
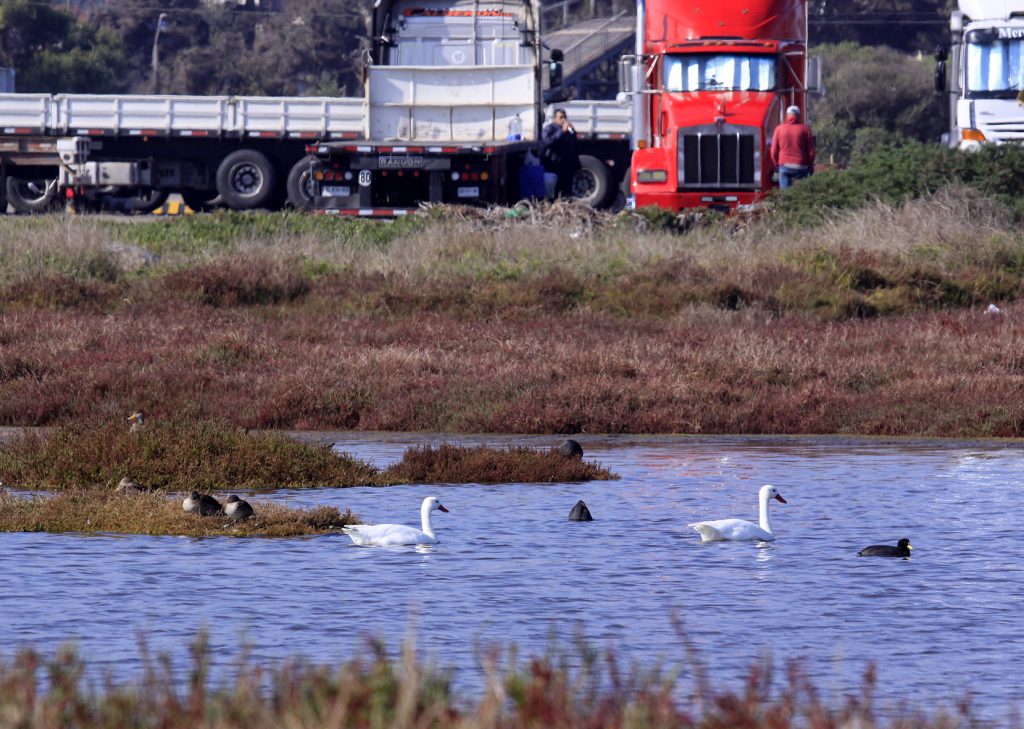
[
  {"x1": 116, "y1": 477, "x2": 147, "y2": 493},
  {"x1": 127, "y1": 411, "x2": 145, "y2": 432}
]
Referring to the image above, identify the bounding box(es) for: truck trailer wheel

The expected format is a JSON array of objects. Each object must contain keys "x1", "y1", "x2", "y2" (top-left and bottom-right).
[
  {"x1": 285, "y1": 156, "x2": 317, "y2": 210},
  {"x1": 216, "y1": 150, "x2": 278, "y2": 210},
  {"x1": 181, "y1": 189, "x2": 222, "y2": 212},
  {"x1": 572, "y1": 155, "x2": 613, "y2": 208},
  {"x1": 125, "y1": 189, "x2": 169, "y2": 214},
  {"x1": 6, "y1": 175, "x2": 59, "y2": 214}
]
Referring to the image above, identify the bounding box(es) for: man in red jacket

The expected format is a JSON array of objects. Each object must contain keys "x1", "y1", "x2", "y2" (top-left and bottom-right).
[{"x1": 771, "y1": 105, "x2": 815, "y2": 189}]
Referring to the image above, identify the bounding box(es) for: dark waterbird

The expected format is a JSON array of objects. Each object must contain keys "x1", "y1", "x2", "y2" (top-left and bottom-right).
[
  {"x1": 225, "y1": 495, "x2": 254, "y2": 521},
  {"x1": 558, "y1": 439, "x2": 584, "y2": 458},
  {"x1": 858, "y1": 538, "x2": 912, "y2": 558},
  {"x1": 183, "y1": 491, "x2": 223, "y2": 516},
  {"x1": 568, "y1": 499, "x2": 593, "y2": 521}
]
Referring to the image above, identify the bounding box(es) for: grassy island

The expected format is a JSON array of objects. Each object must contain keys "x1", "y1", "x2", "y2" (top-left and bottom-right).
[
  {"x1": 0, "y1": 420, "x2": 617, "y2": 492},
  {"x1": 0, "y1": 490, "x2": 355, "y2": 537}
]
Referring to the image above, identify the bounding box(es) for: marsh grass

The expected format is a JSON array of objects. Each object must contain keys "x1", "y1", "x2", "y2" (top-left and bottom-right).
[
  {"x1": 0, "y1": 419, "x2": 382, "y2": 490},
  {"x1": 0, "y1": 489, "x2": 355, "y2": 536},
  {"x1": 4, "y1": 190, "x2": 1024, "y2": 434},
  {"x1": 0, "y1": 191, "x2": 1020, "y2": 320},
  {"x1": 0, "y1": 632, "x2": 983, "y2": 729},
  {"x1": 0, "y1": 420, "x2": 617, "y2": 490}
]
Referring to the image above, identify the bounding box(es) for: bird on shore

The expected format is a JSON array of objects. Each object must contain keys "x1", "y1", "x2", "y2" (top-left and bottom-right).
[
  {"x1": 127, "y1": 411, "x2": 145, "y2": 432},
  {"x1": 342, "y1": 496, "x2": 449, "y2": 546},
  {"x1": 116, "y1": 476, "x2": 147, "y2": 493},
  {"x1": 858, "y1": 538, "x2": 912, "y2": 558},
  {"x1": 224, "y1": 495, "x2": 254, "y2": 522},
  {"x1": 183, "y1": 491, "x2": 223, "y2": 516},
  {"x1": 688, "y1": 484, "x2": 788, "y2": 542}
]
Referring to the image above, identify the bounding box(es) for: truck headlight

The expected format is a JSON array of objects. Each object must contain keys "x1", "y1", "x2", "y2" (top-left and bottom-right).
[{"x1": 636, "y1": 169, "x2": 668, "y2": 183}]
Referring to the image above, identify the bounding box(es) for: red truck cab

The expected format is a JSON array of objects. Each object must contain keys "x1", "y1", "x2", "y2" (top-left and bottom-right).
[{"x1": 627, "y1": 0, "x2": 812, "y2": 211}]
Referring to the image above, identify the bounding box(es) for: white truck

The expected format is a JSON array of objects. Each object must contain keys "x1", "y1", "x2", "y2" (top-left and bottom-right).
[
  {"x1": 0, "y1": 0, "x2": 631, "y2": 214},
  {"x1": 937, "y1": 0, "x2": 1024, "y2": 149}
]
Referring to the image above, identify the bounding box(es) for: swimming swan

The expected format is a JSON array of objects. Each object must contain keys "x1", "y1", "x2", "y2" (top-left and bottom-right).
[
  {"x1": 688, "y1": 484, "x2": 787, "y2": 542},
  {"x1": 342, "y1": 496, "x2": 449, "y2": 546}
]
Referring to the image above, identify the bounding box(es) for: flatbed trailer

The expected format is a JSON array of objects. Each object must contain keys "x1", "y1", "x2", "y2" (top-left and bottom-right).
[{"x1": 0, "y1": 92, "x2": 364, "y2": 212}]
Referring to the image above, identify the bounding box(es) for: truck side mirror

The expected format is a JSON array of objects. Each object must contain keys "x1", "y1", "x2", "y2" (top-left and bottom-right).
[
  {"x1": 805, "y1": 56, "x2": 824, "y2": 97},
  {"x1": 549, "y1": 48, "x2": 564, "y2": 89},
  {"x1": 935, "y1": 60, "x2": 947, "y2": 92}
]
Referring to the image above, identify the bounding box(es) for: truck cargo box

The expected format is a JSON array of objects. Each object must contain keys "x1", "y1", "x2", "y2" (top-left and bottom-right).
[{"x1": 367, "y1": 65, "x2": 537, "y2": 142}]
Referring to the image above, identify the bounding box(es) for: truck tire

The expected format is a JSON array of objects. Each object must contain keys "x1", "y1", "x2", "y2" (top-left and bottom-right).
[
  {"x1": 180, "y1": 189, "x2": 222, "y2": 212},
  {"x1": 215, "y1": 149, "x2": 278, "y2": 210},
  {"x1": 6, "y1": 175, "x2": 59, "y2": 214},
  {"x1": 125, "y1": 189, "x2": 169, "y2": 214},
  {"x1": 285, "y1": 156, "x2": 317, "y2": 210},
  {"x1": 571, "y1": 155, "x2": 613, "y2": 208}
]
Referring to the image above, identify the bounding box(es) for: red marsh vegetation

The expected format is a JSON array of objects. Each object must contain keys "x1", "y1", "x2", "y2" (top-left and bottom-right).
[{"x1": 1, "y1": 191, "x2": 1023, "y2": 437}]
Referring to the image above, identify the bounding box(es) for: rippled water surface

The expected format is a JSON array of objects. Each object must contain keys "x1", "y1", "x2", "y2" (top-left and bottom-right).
[{"x1": 3, "y1": 435, "x2": 1024, "y2": 717}]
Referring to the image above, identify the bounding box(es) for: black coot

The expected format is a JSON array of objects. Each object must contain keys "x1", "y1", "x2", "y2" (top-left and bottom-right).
[{"x1": 858, "y1": 538, "x2": 912, "y2": 558}]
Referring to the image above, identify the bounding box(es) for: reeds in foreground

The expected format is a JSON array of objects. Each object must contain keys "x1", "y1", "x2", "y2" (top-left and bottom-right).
[{"x1": 0, "y1": 633, "x2": 985, "y2": 729}]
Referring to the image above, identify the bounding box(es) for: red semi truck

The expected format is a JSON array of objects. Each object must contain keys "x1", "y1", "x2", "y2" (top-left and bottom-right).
[{"x1": 623, "y1": 0, "x2": 819, "y2": 211}]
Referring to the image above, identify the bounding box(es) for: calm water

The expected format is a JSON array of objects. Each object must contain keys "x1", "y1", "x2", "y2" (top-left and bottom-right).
[{"x1": 2, "y1": 434, "x2": 1024, "y2": 718}]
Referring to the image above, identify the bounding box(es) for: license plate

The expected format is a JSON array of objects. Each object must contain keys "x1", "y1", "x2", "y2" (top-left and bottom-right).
[
  {"x1": 457, "y1": 186, "x2": 480, "y2": 198},
  {"x1": 322, "y1": 185, "x2": 351, "y2": 197}
]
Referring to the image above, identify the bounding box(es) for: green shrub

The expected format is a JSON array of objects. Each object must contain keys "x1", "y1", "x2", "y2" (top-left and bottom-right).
[{"x1": 770, "y1": 141, "x2": 1024, "y2": 227}]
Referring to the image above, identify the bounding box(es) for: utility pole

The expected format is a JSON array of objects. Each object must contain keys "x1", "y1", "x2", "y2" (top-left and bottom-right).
[{"x1": 151, "y1": 13, "x2": 169, "y2": 94}]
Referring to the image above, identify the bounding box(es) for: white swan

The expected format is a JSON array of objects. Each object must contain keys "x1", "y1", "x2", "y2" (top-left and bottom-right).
[
  {"x1": 688, "y1": 484, "x2": 787, "y2": 542},
  {"x1": 342, "y1": 496, "x2": 449, "y2": 546}
]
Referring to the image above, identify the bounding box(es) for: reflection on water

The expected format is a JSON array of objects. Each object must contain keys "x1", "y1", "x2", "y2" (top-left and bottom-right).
[{"x1": 2, "y1": 434, "x2": 1024, "y2": 719}]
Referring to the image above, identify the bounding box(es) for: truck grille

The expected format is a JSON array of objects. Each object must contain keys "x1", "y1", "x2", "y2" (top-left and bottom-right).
[{"x1": 678, "y1": 124, "x2": 759, "y2": 190}]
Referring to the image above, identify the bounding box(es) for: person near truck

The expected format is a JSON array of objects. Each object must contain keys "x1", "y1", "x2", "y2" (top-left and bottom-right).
[
  {"x1": 541, "y1": 108, "x2": 581, "y2": 198},
  {"x1": 771, "y1": 105, "x2": 815, "y2": 189}
]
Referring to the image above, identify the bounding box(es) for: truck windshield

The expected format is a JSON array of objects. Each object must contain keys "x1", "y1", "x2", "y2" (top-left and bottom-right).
[
  {"x1": 966, "y1": 35, "x2": 1024, "y2": 96},
  {"x1": 664, "y1": 54, "x2": 776, "y2": 92}
]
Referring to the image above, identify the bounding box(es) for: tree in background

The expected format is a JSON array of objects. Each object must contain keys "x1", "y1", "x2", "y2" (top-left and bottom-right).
[
  {"x1": 93, "y1": 0, "x2": 367, "y2": 96},
  {"x1": 809, "y1": 0, "x2": 953, "y2": 54},
  {"x1": 0, "y1": 0, "x2": 129, "y2": 92},
  {"x1": 810, "y1": 42, "x2": 948, "y2": 166}
]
